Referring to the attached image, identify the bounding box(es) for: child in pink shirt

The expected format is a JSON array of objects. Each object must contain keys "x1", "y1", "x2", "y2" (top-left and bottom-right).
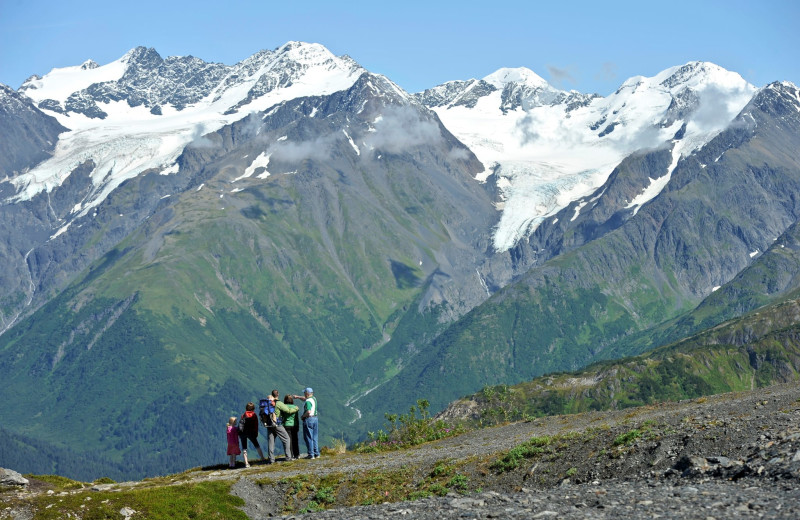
[{"x1": 227, "y1": 417, "x2": 241, "y2": 468}]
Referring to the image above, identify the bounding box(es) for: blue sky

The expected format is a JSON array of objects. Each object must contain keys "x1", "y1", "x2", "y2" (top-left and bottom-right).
[{"x1": 1, "y1": 0, "x2": 797, "y2": 95}]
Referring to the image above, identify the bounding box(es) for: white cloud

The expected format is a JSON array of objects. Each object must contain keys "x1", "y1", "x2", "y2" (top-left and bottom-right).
[{"x1": 363, "y1": 105, "x2": 442, "y2": 153}]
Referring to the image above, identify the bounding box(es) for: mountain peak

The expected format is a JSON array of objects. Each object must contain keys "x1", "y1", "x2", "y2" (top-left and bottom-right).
[
  {"x1": 275, "y1": 41, "x2": 336, "y2": 61},
  {"x1": 80, "y1": 60, "x2": 99, "y2": 71},
  {"x1": 483, "y1": 67, "x2": 549, "y2": 89},
  {"x1": 122, "y1": 46, "x2": 163, "y2": 66},
  {"x1": 766, "y1": 80, "x2": 800, "y2": 94},
  {"x1": 9, "y1": 41, "x2": 366, "y2": 210},
  {"x1": 655, "y1": 61, "x2": 749, "y2": 92}
]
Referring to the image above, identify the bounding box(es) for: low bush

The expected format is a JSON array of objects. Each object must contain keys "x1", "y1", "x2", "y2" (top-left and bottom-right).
[{"x1": 354, "y1": 399, "x2": 467, "y2": 452}]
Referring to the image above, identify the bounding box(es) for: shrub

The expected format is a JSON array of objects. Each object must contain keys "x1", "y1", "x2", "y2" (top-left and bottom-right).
[
  {"x1": 491, "y1": 436, "x2": 554, "y2": 472},
  {"x1": 354, "y1": 399, "x2": 466, "y2": 452},
  {"x1": 612, "y1": 429, "x2": 643, "y2": 447},
  {"x1": 447, "y1": 474, "x2": 469, "y2": 492}
]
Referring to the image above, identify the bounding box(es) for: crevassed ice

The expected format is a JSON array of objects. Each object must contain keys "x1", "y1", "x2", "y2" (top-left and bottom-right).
[{"x1": 432, "y1": 62, "x2": 757, "y2": 252}]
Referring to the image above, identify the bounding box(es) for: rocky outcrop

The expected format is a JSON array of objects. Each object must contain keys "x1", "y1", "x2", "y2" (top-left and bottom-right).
[
  {"x1": 0, "y1": 84, "x2": 66, "y2": 176},
  {"x1": 0, "y1": 467, "x2": 29, "y2": 487}
]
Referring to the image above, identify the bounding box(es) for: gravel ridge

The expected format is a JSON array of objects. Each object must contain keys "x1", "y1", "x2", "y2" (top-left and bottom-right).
[{"x1": 234, "y1": 381, "x2": 800, "y2": 519}]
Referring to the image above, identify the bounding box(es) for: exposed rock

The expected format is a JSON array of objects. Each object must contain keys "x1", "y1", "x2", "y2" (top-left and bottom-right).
[{"x1": 0, "y1": 467, "x2": 28, "y2": 487}]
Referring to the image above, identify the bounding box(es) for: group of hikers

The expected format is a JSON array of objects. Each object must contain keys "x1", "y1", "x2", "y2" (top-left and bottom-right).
[{"x1": 226, "y1": 387, "x2": 319, "y2": 468}]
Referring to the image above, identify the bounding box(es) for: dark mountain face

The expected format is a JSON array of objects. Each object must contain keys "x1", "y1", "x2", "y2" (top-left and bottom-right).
[
  {"x1": 0, "y1": 84, "x2": 66, "y2": 177},
  {"x1": 0, "y1": 43, "x2": 366, "y2": 335},
  {"x1": 0, "y1": 71, "x2": 498, "y2": 480},
  {"x1": 0, "y1": 85, "x2": 69, "y2": 333}
]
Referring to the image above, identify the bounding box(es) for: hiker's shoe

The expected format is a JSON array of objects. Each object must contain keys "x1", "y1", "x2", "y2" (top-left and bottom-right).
[{"x1": 245, "y1": 463, "x2": 250, "y2": 468}]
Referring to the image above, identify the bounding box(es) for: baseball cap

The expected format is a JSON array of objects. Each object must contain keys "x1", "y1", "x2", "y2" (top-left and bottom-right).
[{"x1": 304, "y1": 387, "x2": 313, "y2": 394}]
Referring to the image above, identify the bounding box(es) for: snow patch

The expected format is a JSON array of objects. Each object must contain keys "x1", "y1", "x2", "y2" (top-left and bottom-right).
[
  {"x1": 571, "y1": 201, "x2": 588, "y2": 222},
  {"x1": 476, "y1": 268, "x2": 490, "y2": 297},
  {"x1": 343, "y1": 129, "x2": 360, "y2": 155},
  {"x1": 50, "y1": 223, "x2": 71, "y2": 240},
  {"x1": 238, "y1": 152, "x2": 271, "y2": 180},
  {"x1": 21, "y1": 56, "x2": 128, "y2": 104}
]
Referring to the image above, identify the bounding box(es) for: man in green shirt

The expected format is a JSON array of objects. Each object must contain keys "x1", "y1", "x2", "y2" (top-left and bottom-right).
[{"x1": 266, "y1": 394, "x2": 299, "y2": 462}]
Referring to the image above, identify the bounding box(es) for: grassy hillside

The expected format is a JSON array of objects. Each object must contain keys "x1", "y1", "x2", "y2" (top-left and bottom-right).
[
  {"x1": 446, "y1": 295, "x2": 800, "y2": 424},
  {"x1": 0, "y1": 82, "x2": 496, "y2": 480},
  {"x1": 0, "y1": 174, "x2": 450, "y2": 478}
]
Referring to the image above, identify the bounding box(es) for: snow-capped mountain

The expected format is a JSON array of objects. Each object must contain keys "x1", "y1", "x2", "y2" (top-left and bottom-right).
[
  {"x1": 7, "y1": 44, "x2": 759, "y2": 256},
  {"x1": 11, "y1": 42, "x2": 365, "y2": 229},
  {"x1": 416, "y1": 62, "x2": 757, "y2": 251},
  {"x1": 0, "y1": 45, "x2": 772, "y2": 334}
]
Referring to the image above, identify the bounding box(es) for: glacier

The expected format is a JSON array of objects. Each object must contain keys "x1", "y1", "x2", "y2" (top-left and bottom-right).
[{"x1": 425, "y1": 62, "x2": 757, "y2": 251}]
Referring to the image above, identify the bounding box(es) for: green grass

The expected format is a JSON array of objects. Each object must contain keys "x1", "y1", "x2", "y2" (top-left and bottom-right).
[
  {"x1": 4, "y1": 480, "x2": 246, "y2": 520},
  {"x1": 249, "y1": 458, "x2": 478, "y2": 514}
]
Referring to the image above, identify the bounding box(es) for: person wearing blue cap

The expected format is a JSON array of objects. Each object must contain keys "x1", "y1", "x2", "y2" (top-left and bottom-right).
[{"x1": 293, "y1": 387, "x2": 319, "y2": 459}]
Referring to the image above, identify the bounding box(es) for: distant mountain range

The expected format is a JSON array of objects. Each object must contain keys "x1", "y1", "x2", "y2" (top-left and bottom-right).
[{"x1": 1, "y1": 41, "x2": 799, "y2": 481}]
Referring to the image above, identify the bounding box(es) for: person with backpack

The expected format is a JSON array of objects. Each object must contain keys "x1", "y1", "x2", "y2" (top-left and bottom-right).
[
  {"x1": 283, "y1": 394, "x2": 301, "y2": 459},
  {"x1": 262, "y1": 394, "x2": 299, "y2": 463},
  {"x1": 239, "y1": 402, "x2": 264, "y2": 467},
  {"x1": 293, "y1": 387, "x2": 319, "y2": 459}
]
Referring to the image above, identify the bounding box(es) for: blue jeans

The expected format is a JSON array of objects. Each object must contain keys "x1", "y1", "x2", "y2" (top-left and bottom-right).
[{"x1": 303, "y1": 416, "x2": 319, "y2": 457}]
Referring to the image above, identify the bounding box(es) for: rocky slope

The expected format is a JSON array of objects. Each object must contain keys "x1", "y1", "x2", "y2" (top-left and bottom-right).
[{"x1": 2, "y1": 381, "x2": 799, "y2": 519}]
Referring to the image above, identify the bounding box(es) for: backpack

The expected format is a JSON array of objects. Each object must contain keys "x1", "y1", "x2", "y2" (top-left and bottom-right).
[
  {"x1": 259, "y1": 398, "x2": 278, "y2": 427},
  {"x1": 237, "y1": 414, "x2": 246, "y2": 434}
]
